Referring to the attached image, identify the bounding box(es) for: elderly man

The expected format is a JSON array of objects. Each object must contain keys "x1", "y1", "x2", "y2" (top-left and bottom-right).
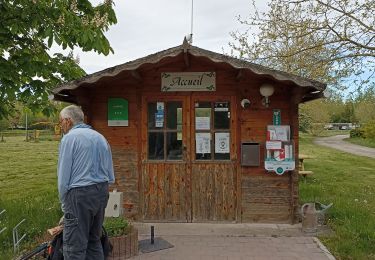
[{"x1": 58, "y1": 105, "x2": 115, "y2": 259}]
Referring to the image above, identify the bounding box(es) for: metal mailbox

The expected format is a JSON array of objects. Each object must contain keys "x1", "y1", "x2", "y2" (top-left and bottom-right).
[{"x1": 241, "y1": 142, "x2": 260, "y2": 166}]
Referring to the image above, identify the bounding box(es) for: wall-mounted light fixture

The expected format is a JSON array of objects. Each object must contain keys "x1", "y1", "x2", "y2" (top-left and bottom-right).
[
  {"x1": 240, "y1": 98, "x2": 251, "y2": 109},
  {"x1": 259, "y1": 83, "x2": 275, "y2": 107}
]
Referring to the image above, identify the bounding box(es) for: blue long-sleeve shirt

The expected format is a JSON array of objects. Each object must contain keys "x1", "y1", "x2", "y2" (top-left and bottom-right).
[{"x1": 57, "y1": 124, "x2": 115, "y2": 211}]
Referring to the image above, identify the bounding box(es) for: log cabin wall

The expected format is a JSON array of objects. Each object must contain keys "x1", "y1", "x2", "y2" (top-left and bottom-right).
[
  {"x1": 77, "y1": 53, "x2": 300, "y2": 223},
  {"x1": 238, "y1": 72, "x2": 299, "y2": 223},
  {"x1": 84, "y1": 75, "x2": 142, "y2": 219}
]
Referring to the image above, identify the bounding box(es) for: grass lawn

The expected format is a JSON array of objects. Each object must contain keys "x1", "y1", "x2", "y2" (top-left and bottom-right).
[
  {"x1": 314, "y1": 129, "x2": 350, "y2": 137},
  {"x1": 345, "y1": 137, "x2": 375, "y2": 149},
  {"x1": 0, "y1": 136, "x2": 61, "y2": 259},
  {"x1": 299, "y1": 133, "x2": 375, "y2": 260}
]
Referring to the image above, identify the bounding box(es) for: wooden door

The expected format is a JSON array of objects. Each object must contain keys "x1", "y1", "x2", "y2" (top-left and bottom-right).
[
  {"x1": 141, "y1": 95, "x2": 237, "y2": 222},
  {"x1": 141, "y1": 96, "x2": 191, "y2": 222},
  {"x1": 190, "y1": 96, "x2": 237, "y2": 222}
]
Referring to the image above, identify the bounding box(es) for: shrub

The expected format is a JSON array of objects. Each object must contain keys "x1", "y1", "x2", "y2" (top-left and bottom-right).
[
  {"x1": 309, "y1": 123, "x2": 326, "y2": 136},
  {"x1": 103, "y1": 217, "x2": 130, "y2": 237},
  {"x1": 350, "y1": 128, "x2": 365, "y2": 138},
  {"x1": 299, "y1": 112, "x2": 311, "y2": 133},
  {"x1": 363, "y1": 121, "x2": 375, "y2": 139}
]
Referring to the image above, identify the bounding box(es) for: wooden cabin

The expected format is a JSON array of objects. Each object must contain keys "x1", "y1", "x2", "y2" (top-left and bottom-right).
[{"x1": 52, "y1": 40, "x2": 326, "y2": 223}]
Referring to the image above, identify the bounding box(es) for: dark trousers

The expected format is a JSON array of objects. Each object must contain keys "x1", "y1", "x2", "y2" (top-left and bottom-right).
[{"x1": 63, "y1": 182, "x2": 109, "y2": 260}]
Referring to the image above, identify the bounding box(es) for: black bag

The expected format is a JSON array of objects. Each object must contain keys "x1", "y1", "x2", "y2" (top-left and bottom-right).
[
  {"x1": 101, "y1": 227, "x2": 113, "y2": 258},
  {"x1": 46, "y1": 227, "x2": 112, "y2": 260},
  {"x1": 46, "y1": 232, "x2": 63, "y2": 260}
]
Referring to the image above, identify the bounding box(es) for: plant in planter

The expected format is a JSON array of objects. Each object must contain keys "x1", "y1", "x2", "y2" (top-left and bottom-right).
[{"x1": 103, "y1": 217, "x2": 138, "y2": 259}]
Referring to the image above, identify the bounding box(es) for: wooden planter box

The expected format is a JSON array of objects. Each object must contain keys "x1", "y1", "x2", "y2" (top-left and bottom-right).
[{"x1": 108, "y1": 227, "x2": 138, "y2": 259}]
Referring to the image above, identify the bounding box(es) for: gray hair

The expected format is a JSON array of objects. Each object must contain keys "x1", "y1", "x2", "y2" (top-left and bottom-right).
[{"x1": 60, "y1": 105, "x2": 84, "y2": 125}]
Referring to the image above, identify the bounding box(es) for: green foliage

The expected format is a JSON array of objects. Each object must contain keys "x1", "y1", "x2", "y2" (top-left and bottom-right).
[
  {"x1": 353, "y1": 88, "x2": 375, "y2": 124},
  {"x1": 350, "y1": 128, "x2": 365, "y2": 138},
  {"x1": 363, "y1": 121, "x2": 375, "y2": 139},
  {"x1": 0, "y1": 119, "x2": 9, "y2": 132},
  {"x1": 0, "y1": 0, "x2": 117, "y2": 119},
  {"x1": 103, "y1": 217, "x2": 130, "y2": 237},
  {"x1": 299, "y1": 100, "x2": 330, "y2": 136},
  {"x1": 299, "y1": 133, "x2": 375, "y2": 260},
  {"x1": 298, "y1": 112, "x2": 311, "y2": 133}
]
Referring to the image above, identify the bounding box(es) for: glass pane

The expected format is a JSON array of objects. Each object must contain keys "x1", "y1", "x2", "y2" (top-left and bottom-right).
[
  {"x1": 214, "y1": 102, "x2": 230, "y2": 129},
  {"x1": 196, "y1": 152, "x2": 212, "y2": 160},
  {"x1": 148, "y1": 102, "x2": 164, "y2": 129},
  {"x1": 195, "y1": 132, "x2": 212, "y2": 160},
  {"x1": 148, "y1": 132, "x2": 164, "y2": 160},
  {"x1": 195, "y1": 102, "x2": 211, "y2": 130},
  {"x1": 214, "y1": 132, "x2": 230, "y2": 160},
  {"x1": 214, "y1": 153, "x2": 230, "y2": 160},
  {"x1": 167, "y1": 132, "x2": 183, "y2": 160},
  {"x1": 167, "y1": 102, "x2": 182, "y2": 130}
]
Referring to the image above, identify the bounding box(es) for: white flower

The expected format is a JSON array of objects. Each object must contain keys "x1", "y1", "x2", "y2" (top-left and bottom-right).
[{"x1": 354, "y1": 199, "x2": 358, "y2": 202}]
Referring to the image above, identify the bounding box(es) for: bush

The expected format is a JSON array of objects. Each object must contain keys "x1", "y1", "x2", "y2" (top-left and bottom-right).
[
  {"x1": 299, "y1": 112, "x2": 311, "y2": 133},
  {"x1": 350, "y1": 128, "x2": 365, "y2": 138},
  {"x1": 309, "y1": 123, "x2": 326, "y2": 136},
  {"x1": 103, "y1": 217, "x2": 130, "y2": 237},
  {"x1": 363, "y1": 121, "x2": 375, "y2": 139}
]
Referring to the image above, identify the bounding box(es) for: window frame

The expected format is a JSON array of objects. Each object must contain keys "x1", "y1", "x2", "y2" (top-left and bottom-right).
[
  {"x1": 147, "y1": 101, "x2": 183, "y2": 161},
  {"x1": 194, "y1": 101, "x2": 231, "y2": 161}
]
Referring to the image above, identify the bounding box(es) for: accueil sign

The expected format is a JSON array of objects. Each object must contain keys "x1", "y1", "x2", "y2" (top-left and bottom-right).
[{"x1": 161, "y1": 72, "x2": 216, "y2": 92}]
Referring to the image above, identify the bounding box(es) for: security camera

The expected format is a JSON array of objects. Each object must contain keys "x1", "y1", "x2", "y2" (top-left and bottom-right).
[{"x1": 241, "y1": 99, "x2": 251, "y2": 109}]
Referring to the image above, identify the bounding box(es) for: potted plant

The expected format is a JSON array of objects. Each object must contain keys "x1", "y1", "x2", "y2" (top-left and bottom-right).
[{"x1": 104, "y1": 217, "x2": 138, "y2": 259}]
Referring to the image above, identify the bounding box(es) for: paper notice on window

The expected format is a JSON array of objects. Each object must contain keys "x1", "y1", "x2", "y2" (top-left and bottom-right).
[
  {"x1": 195, "y1": 117, "x2": 210, "y2": 130},
  {"x1": 196, "y1": 133, "x2": 211, "y2": 154},
  {"x1": 156, "y1": 102, "x2": 164, "y2": 111},
  {"x1": 215, "y1": 133, "x2": 230, "y2": 153},
  {"x1": 155, "y1": 112, "x2": 164, "y2": 127}
]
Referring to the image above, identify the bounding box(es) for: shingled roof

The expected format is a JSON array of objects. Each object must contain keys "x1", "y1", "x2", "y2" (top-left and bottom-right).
[{"x1": 52, "y1": 39, "x2": 326, "y2": 100}]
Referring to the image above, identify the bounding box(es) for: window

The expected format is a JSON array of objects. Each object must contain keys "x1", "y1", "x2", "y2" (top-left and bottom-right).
[
  {"x1": 195, "y1": 101, "x2": 230, "y2": 160},
  {"x1": 148, "y1": 102, "x2": 183, "y2": 160}
]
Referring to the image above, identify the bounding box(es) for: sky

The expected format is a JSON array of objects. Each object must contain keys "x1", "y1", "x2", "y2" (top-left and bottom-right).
[{"x1": 69, "y1": 0, "x2": 269, "y2": 74}]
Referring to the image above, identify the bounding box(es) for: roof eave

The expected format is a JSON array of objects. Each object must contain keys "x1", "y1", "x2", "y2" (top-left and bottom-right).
[{"x1": 52, "y1": 43, "x2": 326, "y2": 101}]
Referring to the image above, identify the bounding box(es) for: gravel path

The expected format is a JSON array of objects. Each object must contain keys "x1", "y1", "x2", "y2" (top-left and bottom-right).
[{"x1": 314, "y1": 134, "x2": 375, "y2": 158}]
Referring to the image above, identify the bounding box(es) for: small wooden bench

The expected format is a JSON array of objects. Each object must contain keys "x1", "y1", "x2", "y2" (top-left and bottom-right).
[
  {"x1": 298, "y1": 170, "x2": 314, "y2": 177},
  {"x1": 298, "y1": 170, "x2": 314, "y2": 182}
]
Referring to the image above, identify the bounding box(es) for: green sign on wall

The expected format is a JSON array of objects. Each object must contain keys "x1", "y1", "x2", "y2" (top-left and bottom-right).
[
  {"x1": 273, "y1": 109, "x2": 281, "y2": 125},
  {"x1": 108, "y1": 98, "x2": 128, "y2": 126}
]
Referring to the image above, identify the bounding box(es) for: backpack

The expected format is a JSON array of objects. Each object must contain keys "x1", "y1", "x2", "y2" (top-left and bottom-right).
[
  {"x1": 46, "y1": 232, "x2": 63, "y2": 260},
  {"x1": 46, "y1": 227, "x2": 112, "y2": 260}
]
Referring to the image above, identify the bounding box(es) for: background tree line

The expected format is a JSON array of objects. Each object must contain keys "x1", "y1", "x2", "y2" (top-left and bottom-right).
[
  {"x1": 300, "y1": 87, "x2": 375, "y2": 135},
  {"x1": 0, "y1": 102, "x2": 66, "y2": 134}
]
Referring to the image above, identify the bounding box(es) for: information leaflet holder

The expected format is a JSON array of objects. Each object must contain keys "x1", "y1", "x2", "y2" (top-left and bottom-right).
[{"x1": 265, "y1": 125, "x2": 295, "y2": 175}]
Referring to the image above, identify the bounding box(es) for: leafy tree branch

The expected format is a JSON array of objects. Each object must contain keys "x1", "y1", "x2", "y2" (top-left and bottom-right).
[
  {"x1": 229, "y1": 0, "x2": 374, "y2": 92},
  {"x1": 0, "y1": 0, "x2": 117, "y2": 119}
]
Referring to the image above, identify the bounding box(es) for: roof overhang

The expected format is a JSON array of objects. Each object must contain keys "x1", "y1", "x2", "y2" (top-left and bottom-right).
[{"x1": 52, "y1": 39, "x2": 326, "y2": 103}]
